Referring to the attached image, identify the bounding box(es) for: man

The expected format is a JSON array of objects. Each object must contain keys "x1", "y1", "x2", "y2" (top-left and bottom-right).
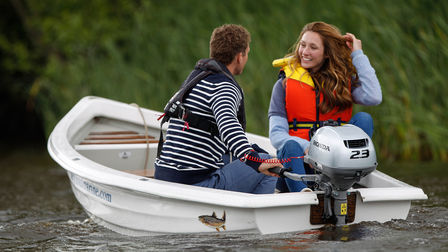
[{"x1": 154, "y1": 24, "x2": 282, "y2": 194}]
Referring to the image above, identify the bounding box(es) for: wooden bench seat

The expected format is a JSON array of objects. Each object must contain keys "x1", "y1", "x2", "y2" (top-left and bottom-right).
[{"x1": 80, "y1": 131, "x2": 159, "y2": 145}]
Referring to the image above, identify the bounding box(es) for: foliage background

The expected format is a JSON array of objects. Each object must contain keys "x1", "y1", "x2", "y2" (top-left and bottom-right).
[{"x1": 1, "y1": 0, "x2": 447, "y2": 162}]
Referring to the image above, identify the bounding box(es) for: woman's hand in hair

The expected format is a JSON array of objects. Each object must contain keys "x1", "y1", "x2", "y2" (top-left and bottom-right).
[{"x1": 344, "y1": 33, "x2": 362, "y2": 52}]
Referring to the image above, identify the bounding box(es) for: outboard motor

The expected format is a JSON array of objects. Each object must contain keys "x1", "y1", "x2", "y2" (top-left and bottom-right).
[
  {"x1": 271, "y1": 124, "x2": 378, "y2": 225},
  {"x1": 305, "y1": 124, "x2": 377, "y2": 224}
]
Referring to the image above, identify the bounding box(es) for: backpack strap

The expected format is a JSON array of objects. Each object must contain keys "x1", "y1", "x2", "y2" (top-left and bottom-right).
[{"x1": 157, "y1": 59, "x2": 228, "y2": 157}]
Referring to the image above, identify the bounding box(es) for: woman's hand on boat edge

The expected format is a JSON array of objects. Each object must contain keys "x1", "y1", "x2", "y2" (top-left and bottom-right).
[{"x1": 258, "y1": 159, "x2": 282, "y2": 177}]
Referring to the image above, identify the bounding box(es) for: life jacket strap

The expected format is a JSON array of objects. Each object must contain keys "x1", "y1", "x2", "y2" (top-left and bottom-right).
[
  {"x1": 181, "y1": 108, "x2": 219, "y2": 137},
  {"x1": 288, "y1": 118, "x2": 347, "y2": 131}
]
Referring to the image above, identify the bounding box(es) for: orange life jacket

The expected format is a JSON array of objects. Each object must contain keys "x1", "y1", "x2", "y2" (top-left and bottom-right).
[{"x1": 273, "y1": 57, "x2": 352, "y2": 140}]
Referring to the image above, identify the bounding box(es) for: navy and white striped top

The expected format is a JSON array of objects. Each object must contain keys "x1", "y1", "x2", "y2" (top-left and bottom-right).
[{"x1": 154, "y1": 71, "x2": 255, "y2": 184}]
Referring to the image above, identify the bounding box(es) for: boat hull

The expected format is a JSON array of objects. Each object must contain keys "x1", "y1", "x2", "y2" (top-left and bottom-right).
[
  {"x1": 68, "y1": 171, "x2": 259, "y2": 235},
  {"x1": 48, "y1": 96, "x2": 428, "y2": 235}
]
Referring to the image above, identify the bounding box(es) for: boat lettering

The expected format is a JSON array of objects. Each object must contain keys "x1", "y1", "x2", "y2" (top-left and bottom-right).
[
  {"x1": 312, "y1": 140, "x2": 330, "y2": 152},
  {"x1": 83, "y1": 181, "x2": 112, "y2": 202},
  {"x1": 72, "y1": 175, "x2": 112, "y2": 203},
  {"x1": 350, "y1": 149, "x2": 369, "y2": 159}
]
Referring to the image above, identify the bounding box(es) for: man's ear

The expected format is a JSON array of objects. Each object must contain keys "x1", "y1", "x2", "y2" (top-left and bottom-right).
[{"x1": 236, "y1": 52, "x2": 243, "y2": 63}]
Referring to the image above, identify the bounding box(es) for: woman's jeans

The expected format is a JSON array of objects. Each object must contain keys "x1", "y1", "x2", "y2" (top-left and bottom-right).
[
  {"x1": 193, "y1": 153, "x2": 277, "y2": 194},
  {"x1": 276, "y1": 112, "x2": 374, "y2": 192}
]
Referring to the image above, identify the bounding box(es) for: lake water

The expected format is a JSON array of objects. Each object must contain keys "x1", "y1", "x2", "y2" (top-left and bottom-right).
[{"x1": 1, "y1": 146, "x2": 447, "y2": 251}]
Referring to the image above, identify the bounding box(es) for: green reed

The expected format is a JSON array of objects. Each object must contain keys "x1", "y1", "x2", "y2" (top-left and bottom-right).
[{"x1": 25, "y1": 0, "x2": 447, "y2": 161}]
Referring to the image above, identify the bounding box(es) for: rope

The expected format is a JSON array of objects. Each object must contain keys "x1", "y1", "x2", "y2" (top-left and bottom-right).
[
  {"x1": 130, "y1": 103, "x2": 150, "y2": 172},
  {"x1": 240, "y1": 152, "x2": 304, "y2": 164}
]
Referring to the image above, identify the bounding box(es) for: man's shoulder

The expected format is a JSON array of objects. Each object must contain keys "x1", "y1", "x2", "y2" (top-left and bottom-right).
[{"x1": 203, "y1": 71, "x2": 235, "y2": 84}]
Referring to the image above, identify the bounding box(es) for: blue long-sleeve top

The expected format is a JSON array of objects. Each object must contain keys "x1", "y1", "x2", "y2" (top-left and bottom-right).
[{"x1": 268, "y1": 50, "x2": 382, "y2": 151}]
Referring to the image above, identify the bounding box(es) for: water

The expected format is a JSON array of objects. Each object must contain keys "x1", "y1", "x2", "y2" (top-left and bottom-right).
[{"x1": 1, "y1": 146, "x2": 447, "y2": 251}]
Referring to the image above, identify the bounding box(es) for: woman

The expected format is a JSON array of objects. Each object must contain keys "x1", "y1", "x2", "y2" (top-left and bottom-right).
[{"x1": 268, "y1": 21, "x2": 382, "y2": 192}]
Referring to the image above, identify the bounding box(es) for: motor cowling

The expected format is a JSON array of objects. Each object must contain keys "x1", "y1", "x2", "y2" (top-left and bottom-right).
[{"x1": 304, "y1": 124, "x2": 377, "y2": 191}]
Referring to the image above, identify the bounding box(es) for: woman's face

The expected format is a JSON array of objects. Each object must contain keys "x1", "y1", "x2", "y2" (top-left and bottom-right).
[{"x1": 298, "y1": 31, "x2": 325, "y2": 73}]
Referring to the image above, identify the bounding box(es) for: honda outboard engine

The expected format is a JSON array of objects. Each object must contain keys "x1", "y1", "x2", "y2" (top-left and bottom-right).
[
  {"x1": 304, "y1": 124, "x2": 377, "y2": 225},
  {"x1": 271, "y1": 124, "x2": 378, "y2": 225},
  {"x1": 304, "y1": 124, "x2": 377, "y2": 191}
]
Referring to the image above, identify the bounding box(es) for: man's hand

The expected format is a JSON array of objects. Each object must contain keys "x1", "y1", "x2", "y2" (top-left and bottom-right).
[{"x1": 258, "y1": 159, "x2": 282, "y2": 177}]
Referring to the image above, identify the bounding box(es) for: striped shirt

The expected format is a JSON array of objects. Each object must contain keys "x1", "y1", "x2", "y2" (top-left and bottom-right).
[{"x1": 155, "y1": 71, "x2": 254, "y2": 184}]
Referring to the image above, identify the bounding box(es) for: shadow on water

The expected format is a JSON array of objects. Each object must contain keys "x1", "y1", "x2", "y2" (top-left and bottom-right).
[
  {"x1": 317, "y1": 224, "x2": 368, "y2": 242},
  {"x1": 0, "y1": 146, "x2": 447, "y2": 251}
]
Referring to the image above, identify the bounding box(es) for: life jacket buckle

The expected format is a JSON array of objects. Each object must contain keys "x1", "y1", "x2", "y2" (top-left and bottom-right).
[{"x1": 321, "y1": 119, "x2": 338, "y2": 127}]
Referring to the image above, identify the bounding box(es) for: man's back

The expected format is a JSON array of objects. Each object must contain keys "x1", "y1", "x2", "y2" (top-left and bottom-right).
[{"x1": 155, "y1": 72, "x2": 251, "y2": 184}]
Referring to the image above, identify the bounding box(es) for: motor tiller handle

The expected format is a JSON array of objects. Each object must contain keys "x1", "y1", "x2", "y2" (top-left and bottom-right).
[{"x1": 268, "y1": 167, "x2": 290, "y2": 178}]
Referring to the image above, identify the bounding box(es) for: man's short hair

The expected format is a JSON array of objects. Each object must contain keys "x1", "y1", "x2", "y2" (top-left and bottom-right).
[{"x1": 209, "y1": 24, "x2": 251, "y2": 65}]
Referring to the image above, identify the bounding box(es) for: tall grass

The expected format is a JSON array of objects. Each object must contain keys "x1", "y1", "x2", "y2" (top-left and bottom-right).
[{"x1": 29, "y1": 0, "x2": 448, "y2": 162}]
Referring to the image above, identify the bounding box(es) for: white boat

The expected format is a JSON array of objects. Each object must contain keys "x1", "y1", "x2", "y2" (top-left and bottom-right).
[{"x1": 47, "y1": 96, "x2": 427, "y2": 236}]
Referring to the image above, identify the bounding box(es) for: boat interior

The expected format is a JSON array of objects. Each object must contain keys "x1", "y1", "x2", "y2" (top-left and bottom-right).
[{"x1": 73, "y1": 116, "x2": 160, "y2": 178}]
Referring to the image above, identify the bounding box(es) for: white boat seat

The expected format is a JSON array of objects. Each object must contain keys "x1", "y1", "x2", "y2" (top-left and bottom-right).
[{"x1": 74, "y1": 131, "x2": 158, "y2": 178}]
